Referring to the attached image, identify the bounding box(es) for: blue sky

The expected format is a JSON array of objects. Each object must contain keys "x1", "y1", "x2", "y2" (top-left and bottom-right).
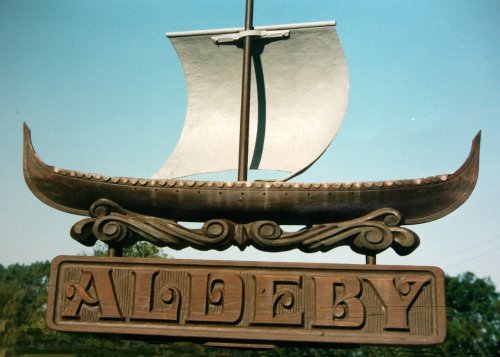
[{"x1": 1, "y1": 0, "x2": 499, "y2": 288}]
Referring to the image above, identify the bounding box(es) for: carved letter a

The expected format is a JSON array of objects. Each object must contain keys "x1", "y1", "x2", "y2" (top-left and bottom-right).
[{"x1": 62, "y1": 267, "x2": 123, "y2": 320}]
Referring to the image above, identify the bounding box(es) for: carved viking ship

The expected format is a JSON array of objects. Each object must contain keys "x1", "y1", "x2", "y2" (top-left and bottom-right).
[{"x1": 23, "y1": 21, "x2": 480, "y2": 255}]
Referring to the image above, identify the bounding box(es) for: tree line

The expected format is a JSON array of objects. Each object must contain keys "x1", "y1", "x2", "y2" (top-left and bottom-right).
[{"x1": 1, "y1": 243, "x2": 498, "y2": 356}]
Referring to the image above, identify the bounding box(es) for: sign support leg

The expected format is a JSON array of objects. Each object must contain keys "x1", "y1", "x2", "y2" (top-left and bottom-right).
[
  {"x1": 366, "y1": 254, "x2": 376, "y2": 265},
  {"x1": 108, "y1": 245, "x2": 123, "y2": 257}
]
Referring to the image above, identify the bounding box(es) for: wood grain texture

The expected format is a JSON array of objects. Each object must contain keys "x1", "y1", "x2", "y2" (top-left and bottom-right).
[{"x1": 46, "y1": 256, "x2": 446, "y2": 346}]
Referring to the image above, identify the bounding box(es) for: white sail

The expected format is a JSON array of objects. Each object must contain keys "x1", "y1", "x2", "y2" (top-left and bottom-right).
[{"x1": 153, "y1": 21, "x2": 349, "y2": 180}]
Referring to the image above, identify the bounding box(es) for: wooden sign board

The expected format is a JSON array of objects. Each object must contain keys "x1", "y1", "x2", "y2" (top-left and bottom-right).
[{"x1": 47, "y1": 256, "x2": 446, "y2": 346}]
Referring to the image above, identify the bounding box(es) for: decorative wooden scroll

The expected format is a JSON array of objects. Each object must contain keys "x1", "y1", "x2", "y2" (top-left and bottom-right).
[
  {"x1": 70, "y1": 199, "x2": 419, "y2": 256},
  {"x1": 47, "y1": 256, "x2": 446, "y2": 346}
]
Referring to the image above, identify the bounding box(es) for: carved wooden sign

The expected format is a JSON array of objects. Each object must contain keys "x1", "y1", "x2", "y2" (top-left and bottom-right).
[{"x1": 47, "y1": 256, "x2": 445, "y2": 346}]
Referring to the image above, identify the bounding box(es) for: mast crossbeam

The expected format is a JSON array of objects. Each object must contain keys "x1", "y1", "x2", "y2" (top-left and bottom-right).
[{"x1": 211, "y1": 30, "x2": 290, "y2": 44}]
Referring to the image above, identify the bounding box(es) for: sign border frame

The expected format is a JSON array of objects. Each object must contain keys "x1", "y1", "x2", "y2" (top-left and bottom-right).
[{"x1": 46, "y1": 256, "x2": 446, "y2": 346}]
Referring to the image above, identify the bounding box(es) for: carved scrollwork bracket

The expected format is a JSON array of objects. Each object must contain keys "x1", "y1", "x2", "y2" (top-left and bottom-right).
[{"x1": 70, "y1": 199, "x2": 419, "y2": 257}]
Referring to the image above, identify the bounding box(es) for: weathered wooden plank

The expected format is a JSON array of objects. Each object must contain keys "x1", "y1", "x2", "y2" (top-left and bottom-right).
[{"x1": 47, "y1": 256, "x2": 446, "y2": 346}]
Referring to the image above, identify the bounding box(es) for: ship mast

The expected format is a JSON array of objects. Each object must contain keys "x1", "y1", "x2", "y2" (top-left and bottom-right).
[{"x1": 237, "y1": 0, "x2": 254, "y2": 181}]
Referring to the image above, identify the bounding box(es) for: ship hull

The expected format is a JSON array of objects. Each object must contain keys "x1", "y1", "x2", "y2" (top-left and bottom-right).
[{"x1": 23, "y1": 124, "x2": 480, "y2": 226}]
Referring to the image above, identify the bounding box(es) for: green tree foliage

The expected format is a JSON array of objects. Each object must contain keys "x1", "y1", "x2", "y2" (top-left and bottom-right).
[
  {"x1": 0, "y1": 261, "x2": 51, "y2": 355},
  {"x1": 1, "y1": 256, "x2": 498, "y2": 356},
  {"x1": 438, "y1": 272, "x2": 500, "y2": 355},
  {"x1": 92, "y1": 241, "x2": 171, "y2": 258}
]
